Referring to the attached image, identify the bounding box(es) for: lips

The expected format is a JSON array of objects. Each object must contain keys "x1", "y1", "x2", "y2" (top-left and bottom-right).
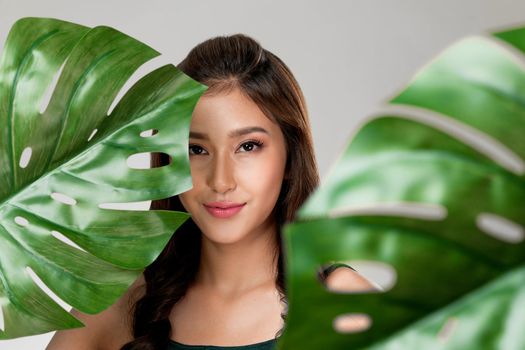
[
  {"x1": 204, "y1": 201, "x2": 246, "y2": 209},
  {"x1": 203, "y1": 202, "x2": 246, "y2": 219}
]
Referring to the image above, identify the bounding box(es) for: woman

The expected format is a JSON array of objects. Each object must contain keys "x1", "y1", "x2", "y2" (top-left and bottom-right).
[
  {"x1": 47, "y1": 33, "x2": 371, "y2": 350},
  {"x1": 122, "y1": 33, "x2": 319, "y2": 350}
]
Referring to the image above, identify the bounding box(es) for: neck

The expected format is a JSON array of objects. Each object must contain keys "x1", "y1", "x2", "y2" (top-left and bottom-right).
[{"x1": 195, "y1": 219, "x2": 279, "y2": 296}]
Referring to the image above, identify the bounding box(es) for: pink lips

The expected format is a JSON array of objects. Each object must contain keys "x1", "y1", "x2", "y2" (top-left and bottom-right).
[{"x1": 203, "y1": 202, "x2": 246, "y2": 219}]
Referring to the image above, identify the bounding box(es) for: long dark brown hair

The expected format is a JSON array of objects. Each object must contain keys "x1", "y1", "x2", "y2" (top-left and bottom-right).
[{"x1": 120, "y1": 33, "x2": 320, "y2": 350}]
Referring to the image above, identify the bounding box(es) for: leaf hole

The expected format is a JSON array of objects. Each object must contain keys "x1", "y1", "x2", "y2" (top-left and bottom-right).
[
  {"x1": 19, "y1": 147, "x2": 32, "y2": 168},
  {"x1": 14, "y1": 216, "x2": 28, "y2": 227},
  {"x1": 87, "y1": 128, "x2": 98, "y2": 142},
  {"x1": 51, "y1": 230, "x2": 87, "y2": 253},
  {"x1": 127, "y1": 152, "x2": 172, "y2": 170},
  {"x1": 0, "y1": 305, "x2": 4, "y2": 331},
  {"x1": 98, "y1": 200, "x2": 151, "y2": 211},
  {"x1": 333, "y1": 313, "x2": 372, "y2": 334},
  {"x1": 327, "y1": 203, "x2": 447, "y2": 221},
  {"x1": 50, "y1": 192, "x2": 77, "y2": 206},
  {"x1": 437, "y1": 317, "x2": 459, "y2": 343},
  {"x1": 318, "y1": 260, "x2": 396, "y2": 293},
  {"x1": 39, "y1": 58, "x2": 68, "y2": 114},
  {"x1": 375, "y1": 105, "x2": 525, "y2": 175},
  {"x1": 106, "y1": 55, "x2": 173, "y2": 116},
  {"x1": 25, "y1": 266, "x2": 72, "y2": 313},
  {"x1": 140, "y1": 128, "x2": 158, "y2": 137},
  {"x1": 476, "y1": 212, "x2": 524, "y2": 244}
]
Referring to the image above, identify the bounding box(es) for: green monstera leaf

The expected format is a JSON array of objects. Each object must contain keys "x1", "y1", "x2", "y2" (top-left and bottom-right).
[
  {"x1": 0, "y1": 18, "x2": 206, "y2": 339},
  {"x1": 279, "y1": 27, "x2": 525, "y2": 349}
]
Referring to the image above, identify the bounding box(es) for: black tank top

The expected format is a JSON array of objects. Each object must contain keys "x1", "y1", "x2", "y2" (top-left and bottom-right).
[{"x1": 168, "y1": 337, "x2": 278, "y2": 350}]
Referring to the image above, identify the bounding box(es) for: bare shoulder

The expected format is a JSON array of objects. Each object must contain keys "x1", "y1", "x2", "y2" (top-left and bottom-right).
[
  {"x1": 46, "y1": 272, "x2": 146, "y2": 350},
  {"x1": 324, "y1": 265, "x2": 377, "y2": 292}
]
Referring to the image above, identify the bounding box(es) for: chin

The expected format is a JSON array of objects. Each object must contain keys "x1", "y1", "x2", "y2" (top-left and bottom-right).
[
  {"x1": 205, "y1": 234, "x2": 247, "y2": 245},
  {"x1": 199, "y1": 225, "x2": 247, "y2": 243}
]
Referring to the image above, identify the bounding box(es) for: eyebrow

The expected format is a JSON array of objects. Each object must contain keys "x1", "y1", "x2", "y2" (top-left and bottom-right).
[{"x1": 189, "y1": 126, "x2": 270, "y2": 140}]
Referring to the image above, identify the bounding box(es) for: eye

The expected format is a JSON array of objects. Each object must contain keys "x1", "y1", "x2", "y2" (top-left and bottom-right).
[
  {"x1": 188, "y1": 139, "x2": 264, "y2": 156},
  {"x1": 238, "y1": 140, "x2": 264, "y2": 153},
  {"x1": 189, "y1": 144, "x2": 207, "y2": 155}
]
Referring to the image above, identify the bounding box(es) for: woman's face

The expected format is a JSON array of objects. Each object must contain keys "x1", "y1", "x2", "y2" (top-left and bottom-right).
[{"x1": 179, "y1": 87, "x2": 288, "y2": 245}]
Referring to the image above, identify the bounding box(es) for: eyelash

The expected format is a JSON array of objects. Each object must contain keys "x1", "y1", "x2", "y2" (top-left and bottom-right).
[{"x1": 188, "y1": 139, "x2": 265, "y2": 156}]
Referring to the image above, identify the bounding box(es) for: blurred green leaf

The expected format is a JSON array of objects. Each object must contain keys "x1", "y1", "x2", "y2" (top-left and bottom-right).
[{"x1": 279, "y1": 26, "x2": 525, "y2": 350}]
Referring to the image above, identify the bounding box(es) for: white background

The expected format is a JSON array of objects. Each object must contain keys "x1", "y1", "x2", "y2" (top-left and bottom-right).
[{"x1": 1, "y1": 0, "x2": 525, "y2": 349}]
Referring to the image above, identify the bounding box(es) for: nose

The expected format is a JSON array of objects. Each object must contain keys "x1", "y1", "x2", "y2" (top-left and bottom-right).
[{"x1": 207, "y1": 152, "x2": 236, "y2": 194}]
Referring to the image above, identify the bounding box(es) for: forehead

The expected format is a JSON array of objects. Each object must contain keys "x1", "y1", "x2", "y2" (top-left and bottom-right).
[{"x1": 190, "y1": 87, "x2": 278, "y2": 136}]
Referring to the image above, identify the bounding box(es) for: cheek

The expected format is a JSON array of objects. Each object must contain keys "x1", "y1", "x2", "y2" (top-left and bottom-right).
[
  {"x1": 178, "y1": 193, "x2": 189, "y2": 212},
  {"x1": 241, "y1": 151, "x2": 286, "y2": 197},
  {"x1": 179, "y1": 190, "x2": 197, "y2": 214}
]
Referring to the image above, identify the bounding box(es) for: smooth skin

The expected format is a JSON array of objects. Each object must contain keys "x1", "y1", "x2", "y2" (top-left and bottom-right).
[{"x1": 47, "y1": 87, "x2": 374, "y2": 349}]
